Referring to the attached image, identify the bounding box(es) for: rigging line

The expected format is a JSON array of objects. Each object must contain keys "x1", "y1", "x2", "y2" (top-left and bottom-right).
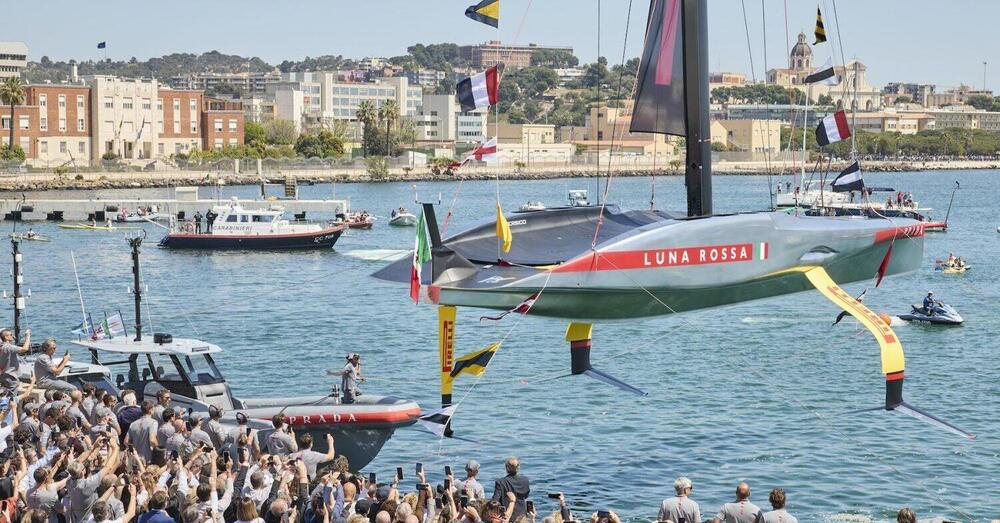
[
  {"x1": 440, "y1": 177, "x2": 465, "y2": 235},
  {"x1": 594, "y1": 254, "x2": 974, "y2": 519},
  {"x1": 590, "y1": 0, "x2": 637, "y2": 249},
  {"x1": 780, "y1": 0, "x2": 797, "y2": 182},
  {"x1": 758, "y1": 0, "x2": 776, "y2": 209},
  {"x1": 595, "y1": 0, "x2": 602, "y2": 206},
  {"x1": 829, "y1": 0, "x2": 856, "y2": 157}
]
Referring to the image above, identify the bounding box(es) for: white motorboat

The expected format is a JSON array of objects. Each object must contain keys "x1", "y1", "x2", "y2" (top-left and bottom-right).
[
  {"x1": 518, "y1": 201, "x2": 547, "y2": 212},
  {"x1": 389, "y1": 208, "x2": 417, "y2": 226},
  {"x1": 567, "y1": 189, "x2": 591, "y2": 207}
]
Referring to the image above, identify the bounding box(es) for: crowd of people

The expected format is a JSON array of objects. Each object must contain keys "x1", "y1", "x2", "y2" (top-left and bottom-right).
[{"x1": 0, "y1": 330, "x2": 938, "y2": 523}]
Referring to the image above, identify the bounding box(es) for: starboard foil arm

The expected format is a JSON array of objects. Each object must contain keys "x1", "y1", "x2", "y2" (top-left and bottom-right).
[{"x1": 802, "y1": 267, "x2": 975, "y2": 440}]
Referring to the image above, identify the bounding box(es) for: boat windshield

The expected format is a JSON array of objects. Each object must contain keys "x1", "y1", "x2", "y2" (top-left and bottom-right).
[{"x1": 178, "y1": 354, "x2": 224, "y2": 385}]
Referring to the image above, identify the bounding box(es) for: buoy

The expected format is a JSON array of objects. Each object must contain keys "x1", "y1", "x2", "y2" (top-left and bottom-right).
[{"x1": 879, "y1": 313, "x2": 892, "y2": 326}]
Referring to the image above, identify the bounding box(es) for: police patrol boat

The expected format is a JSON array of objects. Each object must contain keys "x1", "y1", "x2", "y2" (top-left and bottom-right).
[{"x1": 159, "y1": 198, "x2": 345, "y2": 250}]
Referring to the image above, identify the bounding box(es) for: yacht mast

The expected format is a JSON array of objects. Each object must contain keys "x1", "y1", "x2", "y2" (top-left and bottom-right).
[{"x1": 682, "y1": 0, "x2": 711, "y2": 216}]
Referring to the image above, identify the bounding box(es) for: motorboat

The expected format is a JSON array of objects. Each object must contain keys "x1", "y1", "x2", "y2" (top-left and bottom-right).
[
  {"x1": 567, "y1": 190, "x2": 591, "y2": 207},
  {"x1": 518, "y1": 201, "x2": 547, "y2": 212},
  {"x1": 71, "y1": 335, "x2": 420, "y2": 469},
  {"x1": 775, "y1": 186, "x2": 849, "y2": 208},
  {"x1": 342, "y1": 211, "x2": 375, "y2": 229},
  {"x1": 59, "y1": 223, "x2": 140, "y2": 231},
  {"x1": 898, "y1": 302, "x2": 964, "y2": 325},
  {"x1": 389, "y1": 208, "x2": 417, "y2": 227},
  {"x1": 936, "y1": 262, "x2": 971, "y2": 274},
  {"x1": 158, "y1": 198, "x2": 344, "y2": 250},
  {"x1": 115, "y1": 211, "x2": 169, "y2": 223}
]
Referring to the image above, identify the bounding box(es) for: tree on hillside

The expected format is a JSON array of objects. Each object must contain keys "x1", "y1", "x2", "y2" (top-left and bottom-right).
[
  {"x1": 356, "y1": 100, "x2": 378, "y2": 157},
  {"x1": 893, "y1": 95, "x2": 912, "y2": 104},
  {"x1": 530, "y1": 49, "x2": 579, "y2": 68},
  {"x1": 0, "y1": 77, "x2": 26, "y2": 148}
]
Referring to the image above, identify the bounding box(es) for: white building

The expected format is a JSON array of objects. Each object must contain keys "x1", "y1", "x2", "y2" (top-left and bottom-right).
[
  {"x1": 168, "y1": 71, "x2": 280, "y2": 95},
  {"x1": 415, "y1": 94, "x2": 488, "y2": 143},
  {"x1": 86, "y1": 76, "x2": 161, "y2": 160},
  {"x1": 0, "y1": 42, "x2": 28, "y2": 79},
  {"x1": 553, "y1": 67, "x2": 585, "y2": 86}
]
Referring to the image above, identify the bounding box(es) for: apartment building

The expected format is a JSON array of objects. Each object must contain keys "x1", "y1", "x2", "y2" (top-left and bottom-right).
[
  {"x1": 459, "y1": 41, "x2": 574, "y2": 69},
  {"x1": 414, "y1": 94, "x2": 487, "y2": 144},
  {"x1": 203, "y1": 98, "x2": 245, "y2": 150},
  {"x1": 269, "y1": 73, "x2": 422, "y2": 133},
  {"x1": 156, "y1": 88, "x2": 203, "y2": 157},
  {"x1": 0, "y1": 41, "x2": 27, "y2": 79},
  {"x1": 168, "y1": 71, "x2": 281, "y2": 95},
  {"x1": 88, "y1": 76, "x2": 161, "y2": 160}
]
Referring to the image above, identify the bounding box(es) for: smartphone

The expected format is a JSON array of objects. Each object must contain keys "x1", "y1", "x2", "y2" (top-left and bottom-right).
[
  {"x1": 459, "y1": 495, "x2": 469, "y2": 508},
  {"x1": 547, "y1": 493, "x2": 562, "y2": 500},
  {"x1": 435, "y1": 498, "x2": 443, "y2": 510},
  {"x1": 415, "y1": 462, "x2": 423, "y2": 474},
  {"x1": 444, "y1": 465, "x2": 452, "y2": 476},
  {"x1": 170, "y1": 450, "x2": 179, "y2": 460},
  {"x1": 368, "y1": 472, "x2": 376, "y2": 485},
  {"x1": 395, "y1": 467, "x2": 403, "y2": 481},
  {"x1": 527, "y1": 501, "x2": 535, "y2": 514},
  {"x1": 245, "y1": 427, "x2": 252, "y2": 437},
  {"x1": 222, "y1": 450, "x2": 230, "y2": 461},
  {"x1": 416, "y1": 483, "x2": 429, "y2": 490},
  {"x1": 597, "y1": 512, "x2": 610, "y2": 519},
  {"x1": 444, "y1": 478, "x2": 452, "y2": 490}
]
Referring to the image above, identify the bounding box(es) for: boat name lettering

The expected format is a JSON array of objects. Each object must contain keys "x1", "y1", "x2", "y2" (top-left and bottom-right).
[
  {"x1": 508, "y1": 219, "x2": 527, "y2": 226},
  {"x1": 641, "y1": 243, "x2": 754, "y2": 267},
  {"x1": 286, "y1": 413, "x2": 359, "y2": 425}
]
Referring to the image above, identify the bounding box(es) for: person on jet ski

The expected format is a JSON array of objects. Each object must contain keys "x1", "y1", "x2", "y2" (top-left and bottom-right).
[{"x1": 923, "y1": 292, "x2": 939, "y2": 315}]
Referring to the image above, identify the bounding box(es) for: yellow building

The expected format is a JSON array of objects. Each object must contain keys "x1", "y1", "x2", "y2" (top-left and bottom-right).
[
  {"x1": 497, "y1": 123, "x2": 555, "y2": 145},
  {"x1": 853, "y1": 111, "x2": 934, "y2": 135},
  {"x1": 710, "y1": 119, "x2": 782, "y2": 153},
  {"x1": 927, "y1": 105, "x2": 1000, "y2": 131}
]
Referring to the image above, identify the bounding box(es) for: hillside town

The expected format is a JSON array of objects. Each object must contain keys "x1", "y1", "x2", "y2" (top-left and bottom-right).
[{"x1": 3, "y1": 36, "x2": 1000, "y2": 174}]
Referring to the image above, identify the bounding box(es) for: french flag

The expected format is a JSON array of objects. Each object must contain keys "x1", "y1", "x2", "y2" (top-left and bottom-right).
[
  {"x1": 456, "y1": 66, "x2": 499, "y2": 112},
  {"x1": 816, "y1": 110, "x2": 851, "y2": 146}
]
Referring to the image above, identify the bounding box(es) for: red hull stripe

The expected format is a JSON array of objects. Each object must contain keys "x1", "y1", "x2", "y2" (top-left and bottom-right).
[
  {"x1": 262, "y1": 406, "x2": 421, "y2": 427},
  {"x1": 169, "y1": 225, "x2": 344, "y2": 240},
  {"x1": 886, "y1": 371, "x2": 905, "y2": 381},
  {"x1": 555, "y1": 243, "x2": 757, "y2": 273},
  {"x1": 873, "y1": 224, "x2": 925, "y2": 244}
]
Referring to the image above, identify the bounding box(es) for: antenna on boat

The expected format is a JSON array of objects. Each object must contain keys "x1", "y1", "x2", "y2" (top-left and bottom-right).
[
  {"x1": 126, "y1": 230, "x2": 147, "y2": 342},
  {"x1": 943, "y1": 181, "x2": 960, "y2": 230}
]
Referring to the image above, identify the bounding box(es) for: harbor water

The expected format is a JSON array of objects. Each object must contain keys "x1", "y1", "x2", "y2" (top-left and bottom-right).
[{"x1": 3, "y1": 171, "x2": 997, "y2": 521}]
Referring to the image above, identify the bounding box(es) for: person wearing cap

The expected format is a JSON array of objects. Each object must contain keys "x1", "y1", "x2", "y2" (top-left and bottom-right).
[
  {"x1": 187, "y1": 412, "x2": 214, "y2": 450},
  {"x1": 0, "y1": 328, "x2": 30, "y2": 396},
  {"x1": 327, "y1": 353, "x2": 364, "y2": 405},
  {"x1": 205, "y1": 405, "x2": 230, "y2": 450},
  {"x1": 34, "y1": 339, "x2": 75, "y2": 393},
  {"x1": 455, "y1": 460, "x2": 486, "y2": 501}
]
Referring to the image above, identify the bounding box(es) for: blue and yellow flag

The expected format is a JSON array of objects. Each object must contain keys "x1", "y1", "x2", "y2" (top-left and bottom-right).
[
  {"x1": 450, "y1": 343, "x2": 500, "y2": 378},
  {"x1": 465, "y1": 0, "x2": 499, "y2": 28}
]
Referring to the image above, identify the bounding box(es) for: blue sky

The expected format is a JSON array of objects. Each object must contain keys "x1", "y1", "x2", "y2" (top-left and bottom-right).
[{"x1": 9, "y1": 0, "x2": 996, "y2": 90}]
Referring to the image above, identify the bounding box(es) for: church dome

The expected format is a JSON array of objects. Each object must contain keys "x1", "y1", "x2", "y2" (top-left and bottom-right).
[{"x1": 790, "y1": 32, "x2": 812, "y2": 58}]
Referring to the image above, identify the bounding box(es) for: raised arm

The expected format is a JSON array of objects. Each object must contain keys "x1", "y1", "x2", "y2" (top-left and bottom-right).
[{"x1": 323, "y1": 434, "x2": 336, "y2": 461}]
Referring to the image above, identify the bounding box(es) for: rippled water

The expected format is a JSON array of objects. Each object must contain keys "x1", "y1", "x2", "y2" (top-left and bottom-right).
[{"x1": 2, "y1": 171, "x2": 998, "y2": 521}]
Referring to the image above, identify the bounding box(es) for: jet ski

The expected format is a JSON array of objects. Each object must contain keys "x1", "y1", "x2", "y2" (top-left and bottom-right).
[{"x1": 898, "y1": 302, "x2": 964, "y2": 325}]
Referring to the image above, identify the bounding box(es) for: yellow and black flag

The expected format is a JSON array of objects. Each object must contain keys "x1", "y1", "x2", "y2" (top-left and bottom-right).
[
  {"x1": 450, "y1": 343, "x2": 500, "y2": 378},
  {"x1": 814, "y1": 6, "x2": 827, "y2": 44},
  {"x1": 465, "y1": 0, "x2": 499, "y2": 28}
]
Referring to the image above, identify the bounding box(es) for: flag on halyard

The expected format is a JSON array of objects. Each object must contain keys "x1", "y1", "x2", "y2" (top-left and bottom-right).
[
  {"x1": 450, "y1": 137, "x2": 498, "y2": 169},
  {"x1": 465, "y1": 0, "x2": 499, "y2": 27},
  {"x1": 71, "y1": 318, "x2": 94, "y2": 337},
  {"x1": 456, "y1": 66, "x2": 500, "y2": 112},
  {"x1": 495, "y1": 202, "x2": 512, "y2": 253},
  {"x1": 814, "y1": 6, "x2": 827, "y2": 44},
  {"x1": 832, "y1": 161, "x2": 864, "y2": 193},
  {"x1": 816, "y1": 110, "x2": 851, "y2": 146},
  {"x1": 97, "y1": 42, "x2": 107, "y2": 49},
  {"x1": 410, "y1": 210, "x2": 432, "y2": 303},
  {"x1": 480, "y1": 292, "x2": 538, "y2": 321},
  {"x1": 92, "y1": 312, "x2": 127, "y2": 339},
  {"x1": 450, "y1": 343, "x2": 500, "y2": 378},
  {"x1": 136, "y1": 117, "x2": 146, "y2": 141},
  {"x1": 804, "y1": 56, "x2": 839, "y2": 85},
  {"x1": 417, "y1": 405, "x2": 456, "y2": 437}
]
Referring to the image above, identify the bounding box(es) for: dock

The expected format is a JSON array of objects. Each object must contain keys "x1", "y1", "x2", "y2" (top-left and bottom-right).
[{"x1": 0, "y1": 186, "x2": 349, "y2": 222}]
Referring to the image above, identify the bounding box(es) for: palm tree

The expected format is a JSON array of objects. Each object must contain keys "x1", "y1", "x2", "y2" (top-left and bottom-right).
[
  {"x1": 356, "y1": 100, "x2": 377, "y2": 157},
  {"x1": 0, "y1": 77, "x2": 26, "y2": 149},
  {"x1": 379, "y1": 99, "x2": 400, "y2": 157}
]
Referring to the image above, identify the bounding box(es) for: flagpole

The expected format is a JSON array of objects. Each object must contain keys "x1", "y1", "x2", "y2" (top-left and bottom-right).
[{"x1": 494, "y1": 12, "x2": 502, "y2": 262}]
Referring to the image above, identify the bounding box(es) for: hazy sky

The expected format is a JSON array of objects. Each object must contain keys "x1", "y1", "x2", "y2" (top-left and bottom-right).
[{"x1": 9, "y1": 0, "x2": 996, "y2": 90}]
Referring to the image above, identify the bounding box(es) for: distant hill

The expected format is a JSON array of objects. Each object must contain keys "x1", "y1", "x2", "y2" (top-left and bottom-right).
[{"x1": 23, "y1": 51, "x2": 276, "y2": 84}]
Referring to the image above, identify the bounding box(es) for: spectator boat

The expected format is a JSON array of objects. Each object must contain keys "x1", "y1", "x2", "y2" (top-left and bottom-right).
[
  {"x1": 389, "y1": 208, "x2": 417, "y2": 226},
  {"x1": 158, "y1": 199, "x2": 345, "y2": 250}
]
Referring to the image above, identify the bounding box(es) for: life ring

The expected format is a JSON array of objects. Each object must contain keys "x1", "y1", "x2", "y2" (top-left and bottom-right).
[{"x1": 182, "y1": 222, "x2": 195, "y2": 233}]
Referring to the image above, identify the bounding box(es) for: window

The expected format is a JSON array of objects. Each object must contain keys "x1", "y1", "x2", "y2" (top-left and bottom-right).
[
  {"x1": 173, "y1": 121, "x2": 180, "y2": 134},
  {"x1": 78, "y1": 142, "x2": 85, "y2": 154},
  {"x1": 104, "y1": 97, "x2": 113, "y2": 109},
  {"x1": 157, "y1": 98, "x2": 163, "y2": 111},
  {"x1": 157, "y1": 143, "x2": 164, "y2": 155},
  {"x1": 214, "y1": 138, "x2": 223, "y2": 149},
  {"x1": 214, "y1": 119, "x2": 223, "y2": 132},
  {"x1": 0, "y1": 117, "x2": 8, "y2": 129},
  {"x1": 40, "y1": 141, "x2": 47, "y2": 154},
  {"x1": 226, "y1": 214, "x2": 238, "y2": 223},
  {"x1": 239, "y1": 214, "x2": 248, "y2": 222},
  {"x1": 78, "y1": 118, "x2": 85, "y2": 131},
  {"x1": 191, "y1": 122, "x2": 197, "y2": 133},
  {"x1": 228, "y1": 119, "x2": 237, "y2": 131},
  {"x1": 39, "y1": 118, "x2": 47, "y2": 131},
  {"x1": 123, "y1": 97, "x2": 133, "y2": 110},
  {"x1": 77, "y1": 95, "x2": 84, "y2": 109},
  {"x1": 58, "y1": 95, "x2": 66, "y2": 108},
  {"x1": 39, "y1": 94, "x2": 47, "y2": 107},
  {"x1": 190, "y1": 98, "x2": 197, "y2": 111},
  {"x1": 59, "y1": 142, "x2": 67, "y2": 153},
  {"x1": 229, "y1": 138, "x2": 237, "y2": 146},
  {"x1": 19, "y1": 116, "x2": 29, "y2": 130},
  {"x1": 142, "y1": 98, "x2": 151, "y2": 110},
  {"x1": 175, "y1": 143, "x2": 183, "y2": 154},
  {"x1": 19, "y1": 137, "x2": 29, "y2": 153},
  {"x1": 173, "y1": 99, "x2": 180, "y2": 111}
]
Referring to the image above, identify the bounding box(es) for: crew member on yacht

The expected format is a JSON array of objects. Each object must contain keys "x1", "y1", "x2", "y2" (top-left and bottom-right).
[
  {"x1": 0, "y1": 328, "x2": 30, "y2": 396},
  {"x1": 206, "y1": 210, "x2": 217, "y2": 233},
  {"x1": 34, "y1": 339, "x2": 75, "y2": 393},
  {"x1": 326, "y1": 353, "x2": 364, "y2": 404}
]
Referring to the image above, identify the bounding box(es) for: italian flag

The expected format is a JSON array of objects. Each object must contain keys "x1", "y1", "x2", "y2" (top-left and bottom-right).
[
  {"x1": 754, "y1": 242, "x2": 769, "y2": 260},
  {"x1": 410, "y1": 210, "x2": 432, "y2": 303}
]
